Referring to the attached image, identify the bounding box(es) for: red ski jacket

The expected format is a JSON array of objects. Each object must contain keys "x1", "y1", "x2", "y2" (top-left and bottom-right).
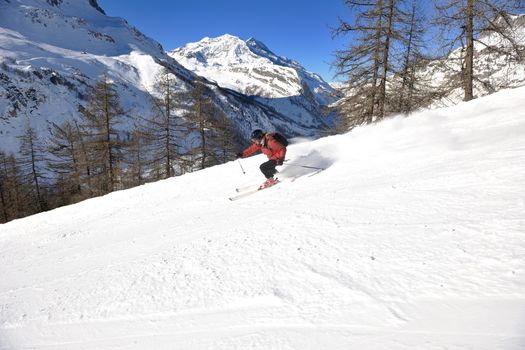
[{"x1": 241, "y1": 133, "x2": 287, "y2": 163}]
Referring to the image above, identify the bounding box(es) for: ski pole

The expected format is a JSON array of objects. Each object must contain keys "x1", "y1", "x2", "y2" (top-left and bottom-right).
[
  {"x1": 284, "y1": 163, "x2": 325, "y2": 171},
  {"x1": 238, "y1": 159, "x2": 246, "y2": 174}
]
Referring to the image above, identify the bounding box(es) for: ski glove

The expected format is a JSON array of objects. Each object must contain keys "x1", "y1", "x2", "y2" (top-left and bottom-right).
[
  {"x1": 276, "y1": 157, "x2": 285, "y2": 166},
  {"x1": 236, "y1": 152, "x2": 243, "y2": 159}
]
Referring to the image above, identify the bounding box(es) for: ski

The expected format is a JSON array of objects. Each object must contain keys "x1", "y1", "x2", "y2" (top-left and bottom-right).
[
  {"x1": 235, "y1": 183, "x2": 257, "y2": 193},
  {"x1": 229, "y1": 188, "x2": 261, "y2": 201},
  {"x1": 229, "y1": 179, "x2": 281, "y2": 201}
]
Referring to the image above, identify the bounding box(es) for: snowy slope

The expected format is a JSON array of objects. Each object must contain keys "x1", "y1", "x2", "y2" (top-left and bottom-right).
[{"x1": 1, "y1": 86, "x2": 525, "y2": 349}]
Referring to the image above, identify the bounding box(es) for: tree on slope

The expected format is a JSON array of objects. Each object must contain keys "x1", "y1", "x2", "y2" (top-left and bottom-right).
[
  {"x1": 47, "y1": 119, "x2": 86, "y2": 204},
  {"x1": 80, "y1": 74, "x2": 125, "y2": 194},
  {"x1": 18, "y1": 122, "x2": 47, "y2": 212},
  {"x1": 0, "y1": 152, "x2": 25, "y2": 223},
  {"x1": 0, "y1": 151, "x2": 12, "y2": 222},
  {"x1": 434, "y1": 0, "x2": 525, "y2": 101},
  {"x1": 389, "y1": 0, "x2": 430, "y2": 115},
  {"x1": 333, "y1": 0, "x2": 404, "y2": 128},
  {"x1": 210, "y1": 108, "x2": 237, "y2": 165},
  {"x1": 122, "y1": 123, "x2": 148, "y2": 188},
  {"x1": 143, "y1": 68, "x2": 185, "y2": 179},
  {"x1": 185, "y1": 82, "x2": 236, "y2": 171}
]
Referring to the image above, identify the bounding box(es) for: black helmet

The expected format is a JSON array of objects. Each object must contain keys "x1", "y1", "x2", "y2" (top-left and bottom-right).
[{"x1": 251, "y1": 129, "x2": 264, "y2": 141}]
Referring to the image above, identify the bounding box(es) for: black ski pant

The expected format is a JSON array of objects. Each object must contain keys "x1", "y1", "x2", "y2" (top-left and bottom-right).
[{"x1": 260, "y1": 159, "x2": 277, "y2": 179}]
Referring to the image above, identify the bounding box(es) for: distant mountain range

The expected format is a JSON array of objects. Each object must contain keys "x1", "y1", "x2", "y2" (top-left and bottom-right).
[{"x1": 0, "y1": 0, "x2": 338, "y2": 153}]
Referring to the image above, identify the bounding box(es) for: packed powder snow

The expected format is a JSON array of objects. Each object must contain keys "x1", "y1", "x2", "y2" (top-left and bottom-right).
[{"x1": 1, "y1": 87, "x2": 525, "y2": 349}]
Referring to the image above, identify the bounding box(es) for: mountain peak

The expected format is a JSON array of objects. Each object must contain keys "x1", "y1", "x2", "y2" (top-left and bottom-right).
[
  {"x1": 197, "y1": 34, "x2": 245, "y2": 47},
  {"x1": 197, "y1": 34, "x2": 246, "y2": 46},
  {"x1": 171, "y1": 34, "x2": 259, "y2": 67},
  {"x1": 170, "y1": 34, "x2": 338, "y2": 106}
]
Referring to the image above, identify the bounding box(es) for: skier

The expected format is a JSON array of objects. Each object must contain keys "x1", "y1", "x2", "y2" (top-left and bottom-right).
[{"x1": 236, "y1": 129, "x2": 287, "y2": 189}]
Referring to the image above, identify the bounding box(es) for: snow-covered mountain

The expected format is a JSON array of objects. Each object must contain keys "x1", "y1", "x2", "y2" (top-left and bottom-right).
[
  {"x1": 1, "y1": 85, "x2": 524, "y2": 349},
  {"x1": 0, "y1": 0, "x2": 333, "y2": 153},
  {"x1": 169, "y1": 35, "x2": 341, "y2": 121},
  {"x1": 170, "y1": 35, "x2": 336, "y2": 103}
]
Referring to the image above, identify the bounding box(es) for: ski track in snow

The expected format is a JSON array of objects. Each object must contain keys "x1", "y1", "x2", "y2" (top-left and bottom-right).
[{"x1": 1, "y1": 87, "x2": 525, "y2": 349}]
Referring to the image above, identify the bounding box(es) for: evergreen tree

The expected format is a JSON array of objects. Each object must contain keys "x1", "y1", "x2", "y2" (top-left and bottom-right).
[
  {"x1": 210, "y1": 109, "x2": 237, "y2": 165},
  {"x1": 47, "y1": 119, "x2": 84, "y2": 199},
  {"x1": 0, "y1": 151, "x2": 10, "y2": 223},
  {"x1": 17, "y1": 122, "x2": 47, "y2": 212},
  {"x1": 143, "y1": 68, "x2": 184, "y2": 179},
  {"x1": 186, "y1": 82, "x2": 212, "y2": 170},
  {"x1": 185, "y1": 82, "x2": 236, "y2": 170},
  {"x1": 80, "y1": 74, "x2": 125, "y2": 194},
  {"x1": 122, "y1": 123, "x2": 148, "y2": 188},
  {"x1": 0, "y1": 152, "x2": 25, "y2": 222},
  {"x1": 73, "y1": 119, "x2": 94, "y2": 197}
]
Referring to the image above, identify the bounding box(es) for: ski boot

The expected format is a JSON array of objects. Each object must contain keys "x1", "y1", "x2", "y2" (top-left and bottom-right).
[{"x1": 259, "y1": 177, "x2": 278, "y2": 190}]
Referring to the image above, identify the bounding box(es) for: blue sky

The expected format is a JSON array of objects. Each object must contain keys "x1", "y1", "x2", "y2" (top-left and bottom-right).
[{"x1": 97, "y1": 0, "x2": 349, "y2": 82}]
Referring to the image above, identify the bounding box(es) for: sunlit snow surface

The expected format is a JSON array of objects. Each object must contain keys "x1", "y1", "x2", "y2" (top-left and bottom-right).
[{"x1": 1, "y1": 87, "x2": 525, "y2": 349}]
